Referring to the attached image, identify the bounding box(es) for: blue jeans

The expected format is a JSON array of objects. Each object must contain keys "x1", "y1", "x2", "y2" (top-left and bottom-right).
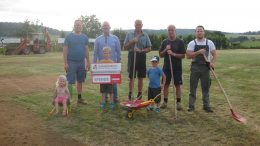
[
  {"x1": 105, "y1": 84, "x2": 118, "y2": 99},
  {"x1": 113, "y1": 84, "x2": 118, "y2": 99}
]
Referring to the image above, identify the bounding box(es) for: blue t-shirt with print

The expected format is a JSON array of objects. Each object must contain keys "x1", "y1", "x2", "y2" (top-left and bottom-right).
[
  {"x1": 147, "y1": 67, "x2": 163, "y2": 88},
  {"x1": 64, "y1": 33, "x2": 89, "y2": 61}
]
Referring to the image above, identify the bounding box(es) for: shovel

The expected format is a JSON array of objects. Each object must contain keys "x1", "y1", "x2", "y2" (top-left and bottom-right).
[{"x1": 204, "y1": 55, "x2": 246, "y2": 123}]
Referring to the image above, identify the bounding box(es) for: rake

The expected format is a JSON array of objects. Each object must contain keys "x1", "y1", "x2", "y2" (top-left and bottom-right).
[{"x1": 204, "y1": 55, "x2": 246, "y2": 123}]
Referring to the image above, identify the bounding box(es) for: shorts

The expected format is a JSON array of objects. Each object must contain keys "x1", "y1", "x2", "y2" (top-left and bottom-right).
[
  {"x1": 55, "y1": 96, "x2": 69, "y2": 104},
  {"x1": 66, "y1": 60, "x2": 86, "y2": 84},
  {"x1": 128, "y1": 52, "x2": 146, "y2": 79},
  {"x1": 163, "y1": 68, "x2": 183, "y2": 86},
  {"x1": 100, "y1": 84, "x2": 113, "y2": 94},
  {"x1": 148, "y1": 87, "x2": 161, "y2": 103}
]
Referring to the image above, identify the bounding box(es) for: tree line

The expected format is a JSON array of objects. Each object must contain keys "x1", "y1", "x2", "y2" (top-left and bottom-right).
[
  {"x1": 78, "y1": 15, "x2": 229, "y2": 50},
  {"x1": 0, "y1": 20, "x2": 60, "y2": 37},
  {"x1": 1, "y1": 15, "x2": 259, "y2": 50}
]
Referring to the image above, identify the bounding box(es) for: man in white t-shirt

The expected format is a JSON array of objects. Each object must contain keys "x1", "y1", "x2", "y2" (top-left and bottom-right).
[{"x1": 186, "y1": 25, "x2": 217, "y2": 112}]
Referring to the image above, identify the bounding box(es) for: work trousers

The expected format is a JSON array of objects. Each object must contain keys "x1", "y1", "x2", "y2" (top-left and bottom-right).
[{"x1": 188, "y1": 63, "x2": 211, "y2": 109}]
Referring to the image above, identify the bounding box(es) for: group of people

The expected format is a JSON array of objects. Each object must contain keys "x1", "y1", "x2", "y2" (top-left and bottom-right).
[{"x1": 52, "y1": 19, "x2": 217, "y2": 115}]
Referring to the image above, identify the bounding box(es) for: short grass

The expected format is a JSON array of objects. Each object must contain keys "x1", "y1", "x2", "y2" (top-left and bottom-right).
[
  {"x1": 0, "y1": 50, "x2": 260, "y2": 145},
  {"x1": 225, "y1": 34, "x2": 260, "y2": 40},
  {"x1": 240, "y1": 41, "x2": 260, "y2": 48}
]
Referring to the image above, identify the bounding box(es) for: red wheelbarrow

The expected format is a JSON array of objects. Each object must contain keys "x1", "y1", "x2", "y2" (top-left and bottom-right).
[{"x1": 120, "y1": 93, "x2": 161, "y2": 119}]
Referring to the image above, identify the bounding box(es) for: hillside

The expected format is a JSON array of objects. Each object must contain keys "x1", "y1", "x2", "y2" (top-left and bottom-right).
[
  {"x1": 143, "y1": 28, "x2": 195, "y2": 36},
  {"x1": 2, "y1": 22, "x2": 260, "y2": 38},
  {"x1": 0, "y1": 22, "x2": 200, "y2": 37},
  {"x1": 0, "y1": 22, "x2": 62, "y2": 37}
]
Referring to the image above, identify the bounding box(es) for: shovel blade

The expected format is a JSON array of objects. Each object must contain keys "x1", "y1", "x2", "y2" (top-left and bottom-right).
[{"x1": 230, "y1": 109, "x2": 247, "y2": 123}]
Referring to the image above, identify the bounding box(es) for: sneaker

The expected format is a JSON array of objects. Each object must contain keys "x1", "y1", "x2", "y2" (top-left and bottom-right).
[
  {"x1": 137, "y1": 92, "x2": 142, "y2": 99},
  {"x1": 203, "y1": 107, "x2": 213, "y2": 113},
  {"x1": 155, "y1": 107, "x2": 160, "y2": 113},
  {"x1": 100, "y1": 102, "x2": 106, "y2": 110},
  {"x1": 77, "y1": 98, "x2": 87, "y2": 105},
  {"x1": 147, "y1": 105, "x2": 154, "y2": 111},
  {"x1": 110, "y1": 102, "x2": 115, "y2": 109},
  {"x1": 113, "y1": 97, "x2": 119, "y2": 103},
  {"x1": 176, "y1": 102, "x2": 183, "y2": 111},
  {"x1": 128, "y1": 92, "x2": 132, "y2": 101},
  {"x1": 160, "y1": 102, "x2": 167, "y2": 109},
  {"x1": 187, "y1": 108, "x2": 194, "y2": 112},
  {"x1": 128, "y1": 95, "x2": 132, "y2": 101}
]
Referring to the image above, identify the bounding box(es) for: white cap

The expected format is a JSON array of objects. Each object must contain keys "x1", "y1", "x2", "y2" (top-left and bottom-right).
[{"x1": 150, "y1": 56, "x2": 159, "y2": 62}]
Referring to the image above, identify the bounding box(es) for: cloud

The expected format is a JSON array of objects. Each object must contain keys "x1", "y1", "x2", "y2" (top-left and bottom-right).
[
  {"x1": 0, "y1": 0, "x2": 259, "y2": 32},
  {"x1": 0, "y1": 0, "x2": 18, "y2": 12}
]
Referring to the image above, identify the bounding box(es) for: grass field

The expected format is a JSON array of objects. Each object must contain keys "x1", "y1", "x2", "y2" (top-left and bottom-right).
[
  {"x1": 240, "y1": 41, "x2": 260, "y2": 48},
  {"x1": 0, "y1": 50, "x2": 260, "y2": 145},
  {"x1": 225, "y1": 34, "x2": 260, "y2": 40},
  {"x1": 225, "y1": 34, "x2": 260, "y2": 49}
]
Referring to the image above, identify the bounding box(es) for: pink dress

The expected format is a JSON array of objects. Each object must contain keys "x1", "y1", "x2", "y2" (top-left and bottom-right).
[
  {"x1": 54, "y1": 87, "x2": 69, "y2": 104},
  {"x1": 55, "y1": 96, "x2": 68, "y2": 104}
]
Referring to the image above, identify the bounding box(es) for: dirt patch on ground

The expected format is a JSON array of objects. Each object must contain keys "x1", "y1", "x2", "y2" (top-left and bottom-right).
[
  {"x1": 0, "y1": 76, "x2": 86, "y2": 146},
  {"x1": 0, "y1": 75, "x2": 57, "y2": 97}
]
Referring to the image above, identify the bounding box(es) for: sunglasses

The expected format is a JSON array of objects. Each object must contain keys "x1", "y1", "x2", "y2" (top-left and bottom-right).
[{"x1": 152, "y1": 61, "x2": 158, "y2": 63}]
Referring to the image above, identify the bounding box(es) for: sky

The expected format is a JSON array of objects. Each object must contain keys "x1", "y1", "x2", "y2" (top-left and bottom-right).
[{"x1": 0, "y1": 0, "x2": 259, "y2": 33}]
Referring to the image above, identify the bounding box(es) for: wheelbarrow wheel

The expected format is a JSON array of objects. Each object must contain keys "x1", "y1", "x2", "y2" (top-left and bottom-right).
[{"x1": 126, "y1": 110, "x2": 133, "y2": 119}]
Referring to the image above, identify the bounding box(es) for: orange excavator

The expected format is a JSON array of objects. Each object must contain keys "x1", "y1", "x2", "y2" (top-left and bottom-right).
[{"x1": 6, "y1": 27, "x2": 52, "y2": 55}]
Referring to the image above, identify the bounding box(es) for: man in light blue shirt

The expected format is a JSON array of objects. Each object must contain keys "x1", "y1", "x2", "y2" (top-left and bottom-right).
[{"x1": 93, "y1": 21, "x2": 121, "y2": 102}]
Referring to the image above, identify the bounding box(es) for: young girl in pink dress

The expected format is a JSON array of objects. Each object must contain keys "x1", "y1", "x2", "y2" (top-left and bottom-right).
[{"x1": 52, "y1": 75, "x2": 70, "y2": 116}]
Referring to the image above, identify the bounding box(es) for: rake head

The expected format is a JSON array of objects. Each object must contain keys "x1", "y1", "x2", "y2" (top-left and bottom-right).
[{"x1": 230, "y1": 109, "x2": 247, "y2": 124}]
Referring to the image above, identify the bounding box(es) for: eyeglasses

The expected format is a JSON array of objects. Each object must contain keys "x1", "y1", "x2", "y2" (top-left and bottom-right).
[{"x1": 152, "y1": 61, "x2": 158, "y2": 63}]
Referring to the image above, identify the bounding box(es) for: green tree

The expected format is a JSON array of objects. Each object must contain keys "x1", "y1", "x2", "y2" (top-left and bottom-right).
[
  {"x1": 183, "y1": 34, "x2": 194, "y2": 48},
  {"x1": 80, "y1": 15, "x2": 102, "y2": 38},
  {"x1": 250, "y1": 37, "x2": 256, "y2": 41},
  {"x1": 206, "y1": 31, "x2": 229, "y2": 49},
  {"x1": 112, "y1": 28, "x2": 127, "y2": 48},
  {"x1": 17, "y1": 19, "x2": 35, "y2": 38},
  {"x1": 16, "y1": 19, "x2": 44, "y2": 38},
  {"x1": 149, "y1": 33, "x2": 161, "y2": 50},
  {"x1": 60, "y1": 30, "x2": 66, "y2": 38},
  {"x1": 33, "y1": 19, "x2": 43, "y2": 33},
  {"x1": 159, "y1": 33, "x2": 167, "y2": 41}
]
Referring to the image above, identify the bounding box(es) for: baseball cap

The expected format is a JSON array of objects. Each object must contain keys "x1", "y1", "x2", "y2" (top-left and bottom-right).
[{"x1": 150, "y1": 56, "x2": 159, "y2": 62}]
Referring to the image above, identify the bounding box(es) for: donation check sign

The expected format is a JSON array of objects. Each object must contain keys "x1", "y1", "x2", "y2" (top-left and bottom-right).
[{"x1": 91, "y1": 63, "x2": 121, "y2": 84}]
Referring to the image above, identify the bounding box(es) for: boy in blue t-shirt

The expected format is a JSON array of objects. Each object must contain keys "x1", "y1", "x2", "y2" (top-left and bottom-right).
[{"x1": 147, "y1": 56, "x2": 166, "y2": 112}]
